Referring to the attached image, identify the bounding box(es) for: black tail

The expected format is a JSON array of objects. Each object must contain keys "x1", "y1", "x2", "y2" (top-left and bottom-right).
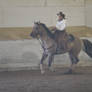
[{"x1": 82, "y1": 39, "x2": 92, "y2": 58}]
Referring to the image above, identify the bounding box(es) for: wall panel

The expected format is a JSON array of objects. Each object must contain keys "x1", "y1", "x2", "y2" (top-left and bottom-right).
[{"x1": 0, "y1": 0, "x2": 85, "y2": 27}]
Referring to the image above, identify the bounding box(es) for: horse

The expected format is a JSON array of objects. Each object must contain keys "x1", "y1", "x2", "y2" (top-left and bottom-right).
[{"x1": 30, "y1": 22, "x2": 92, "y2": 74}]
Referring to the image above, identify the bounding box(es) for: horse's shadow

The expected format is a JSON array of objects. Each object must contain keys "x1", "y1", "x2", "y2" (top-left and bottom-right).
[{"x1": 39, "y1": 68, "x2": 92, "y2": 76}]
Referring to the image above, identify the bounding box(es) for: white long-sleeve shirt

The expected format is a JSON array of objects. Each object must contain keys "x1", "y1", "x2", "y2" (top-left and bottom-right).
[{"x1": 56, "y1": 19, "x2": 66, "y2": 31}]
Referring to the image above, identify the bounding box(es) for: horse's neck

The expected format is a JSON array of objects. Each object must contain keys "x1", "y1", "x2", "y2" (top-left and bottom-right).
[
  {"x1": 41, "y1": 31, "x2": 50, "y2": 41},
  {"x1": 39, "y1": 36, "x2": 48, "y2": 45},
  {"x1": 39, "y1": 35, "x2": 55, "y2": 49},
  {"x1": 39, "y1": 38, "x2": 48, "y2": 49},
  {"x1": 42, "y1": 24, "x2": 54, "y2": 39},
  {"x1": 39, "y1": 25, "x2": 55, "y2": 48}
]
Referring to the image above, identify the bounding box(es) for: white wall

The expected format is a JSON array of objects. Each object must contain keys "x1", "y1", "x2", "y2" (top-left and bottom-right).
[
  {"x1": 0, "y1": 0, "x2": 85, "y2": 27},
  {"x1": 85, "y1": 0, "x2": 92, "y2": 28}
]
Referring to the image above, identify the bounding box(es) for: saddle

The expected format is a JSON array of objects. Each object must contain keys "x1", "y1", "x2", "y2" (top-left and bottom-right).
[
  {"x1": 68, "y1": 34, "x2": 75, "y2": 42},
  {"x1": 53, "y1": 30, "x2": 75, "y2": 52}
]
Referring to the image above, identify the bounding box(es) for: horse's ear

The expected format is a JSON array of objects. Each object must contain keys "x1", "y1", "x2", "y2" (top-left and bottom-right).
[{"x1": 34, "y1": 21, "x2": 41, "y2": 25}]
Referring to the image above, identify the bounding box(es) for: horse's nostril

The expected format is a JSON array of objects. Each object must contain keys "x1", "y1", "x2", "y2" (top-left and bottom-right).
[{"x1": 30, "y1": 32, "x2": 35, "y2": 38}]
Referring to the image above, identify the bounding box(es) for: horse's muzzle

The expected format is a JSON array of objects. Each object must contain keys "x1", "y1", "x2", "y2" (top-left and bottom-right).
[
  {"x1": 30, "y1": 32, "x2": 37, "y2": 38},
  {"x1": 30, "y1": 32, "x2": 35, "y2": 38}
]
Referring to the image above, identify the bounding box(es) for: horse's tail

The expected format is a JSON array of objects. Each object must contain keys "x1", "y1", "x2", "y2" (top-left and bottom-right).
[{"x1": 82, "y1": 39, "x2": 92, "y2": 58}]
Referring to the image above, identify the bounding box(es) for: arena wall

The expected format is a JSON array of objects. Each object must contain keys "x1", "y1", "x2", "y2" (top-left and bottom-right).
[
  {"x1": 0, "y1": 0, "x2": 85, "y2": 27},
  {"x1": 85, "y1": 0, "x2": 92, "y2": 28}
]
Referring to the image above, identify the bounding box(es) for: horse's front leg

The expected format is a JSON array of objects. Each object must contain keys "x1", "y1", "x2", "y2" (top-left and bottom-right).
[
  {"x1": 48, "y1": 54, "x2": 55, "y2": 72},
  {"x1": 40, "y1": 53, "x2": 48, "y2": 74}
]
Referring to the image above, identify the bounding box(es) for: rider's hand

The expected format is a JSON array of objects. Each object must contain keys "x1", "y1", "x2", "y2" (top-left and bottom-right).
[{"x1": 50, "y1": 27, "x2": 57, "y2": 31}]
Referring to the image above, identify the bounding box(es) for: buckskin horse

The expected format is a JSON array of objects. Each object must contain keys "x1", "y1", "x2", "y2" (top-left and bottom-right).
[{"x1": 30, "y1": 22, "x2": 92, "y2": 74}]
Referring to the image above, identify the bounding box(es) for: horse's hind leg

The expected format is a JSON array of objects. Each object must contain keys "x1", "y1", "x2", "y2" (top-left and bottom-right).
[
  {"x1": 40, "y1": 53, "x2": 48, "y2": 74},
  {"x1": 65, "y1": 52, "x2": 79, "y2": 74}
]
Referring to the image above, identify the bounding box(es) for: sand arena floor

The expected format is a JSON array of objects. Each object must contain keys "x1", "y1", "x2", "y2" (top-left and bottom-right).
[{"x1": 0, "y1": 67, "x2": 92, "y2": 92}]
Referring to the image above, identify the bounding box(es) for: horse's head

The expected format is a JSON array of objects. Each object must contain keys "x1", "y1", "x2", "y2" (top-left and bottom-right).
[
  {"x1": 30, "y1": 21, "x2": 53, "y2": 39},
  {"x1": 30, "y1": 22, "x2": 43, "y2": 38}
]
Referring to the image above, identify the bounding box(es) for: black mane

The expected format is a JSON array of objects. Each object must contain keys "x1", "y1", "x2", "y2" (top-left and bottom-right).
[{"x1": 40, "y1": 23, "x2": 54, "y2": 39}]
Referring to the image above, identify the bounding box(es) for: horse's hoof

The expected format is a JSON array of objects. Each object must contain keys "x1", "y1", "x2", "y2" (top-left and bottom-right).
[
  {"x1": 50, "y1": 69, "x2": 56, "y2": 72},
  {"x1": 49, "y1": 67, "x2": 55, "y2": 72},
  {"x1": 64, "y1": 69, "x2": 72, "y2": 74},
  {"x1": 41, "y1": 70, "x2": 45, "y2": 74}
]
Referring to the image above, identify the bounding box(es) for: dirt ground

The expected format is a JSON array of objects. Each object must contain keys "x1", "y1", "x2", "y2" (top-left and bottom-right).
[{"x1": 0, "y1": 67, "x2": 92, "y2": 92}]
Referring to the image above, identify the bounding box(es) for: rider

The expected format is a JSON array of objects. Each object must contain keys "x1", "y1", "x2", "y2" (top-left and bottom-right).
[
  {"x1": 51, "y1": 11, "x2": 66, "y2": 33},
  {"x1": 52, "y1": 11, "x2": 67, "y2": 50},
  {"x1": 56, "y1": 11, "x2": 66, "y2": 32},
  {"x1": 51, "y1": 11, "x2": 74, "y2": 51}
]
